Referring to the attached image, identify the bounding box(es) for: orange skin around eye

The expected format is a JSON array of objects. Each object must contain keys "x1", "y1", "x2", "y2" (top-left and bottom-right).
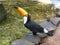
[{"x1": 16, "y1": 7, "x2": 28, "y2": 16}]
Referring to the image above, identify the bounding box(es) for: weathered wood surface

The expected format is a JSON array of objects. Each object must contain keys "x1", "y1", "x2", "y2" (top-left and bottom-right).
[
  {"x1": 24, "y1": 32, "x2": 41, "y2": 44},
  {"x1": 49, "y1": 17, "x2": 60, "y2": 26},
  {"x1": 39, "y1": 20, "x2": 56, "y2": 31},
  {"x1": 24, "y1": 32, "x2": 47, "y2": 44},
  {"x1": 11, "y1": 39, "x2": 34, "y2": 45},
  {"x1": 11, "y1": 32, "x2": 47, "y2": 45},
  {"x1": 40, "y1": 24, "x2": 60, "y2": 45},
  {"x1": 40, "y1": 17, "x2": 60, "y2": 31}
]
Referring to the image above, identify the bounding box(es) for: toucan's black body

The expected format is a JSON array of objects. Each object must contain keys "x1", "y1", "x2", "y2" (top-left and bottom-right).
[{"x1": 24, "y1": 15, "x2": 53, "y2": 36}]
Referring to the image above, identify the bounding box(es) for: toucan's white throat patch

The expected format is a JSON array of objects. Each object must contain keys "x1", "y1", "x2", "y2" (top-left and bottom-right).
[{"x1": 23, "y1": 16, "x2": 27, "y2": 24}]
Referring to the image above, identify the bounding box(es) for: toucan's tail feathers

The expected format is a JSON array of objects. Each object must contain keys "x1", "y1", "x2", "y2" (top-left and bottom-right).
[{"x1": 46, "y1": 31, "x2": 53, "y2": 36}]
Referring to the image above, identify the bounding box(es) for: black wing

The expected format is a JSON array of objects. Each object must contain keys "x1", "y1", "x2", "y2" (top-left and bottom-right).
[{"x1": 24, "y1": 21, "x2": 44, "y2": 33}]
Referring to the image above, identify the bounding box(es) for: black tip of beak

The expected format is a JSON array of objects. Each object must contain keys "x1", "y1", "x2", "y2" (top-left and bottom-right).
[{"x1": 14, "y1": 6, "x2": 18, "y2": 9}]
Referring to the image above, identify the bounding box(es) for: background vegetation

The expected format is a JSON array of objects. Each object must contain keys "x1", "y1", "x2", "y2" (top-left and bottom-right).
[{"x1": 0, "y1": 0, "x2": 58, "y2": 45}]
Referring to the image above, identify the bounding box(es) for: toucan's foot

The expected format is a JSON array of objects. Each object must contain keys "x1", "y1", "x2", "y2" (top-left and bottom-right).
[
  {"x1": 32, "y1": 32, "x2": 37, "y2": 36},
  {"x1": 33, "y1": 33, "x2": 37, "y2": 36}
]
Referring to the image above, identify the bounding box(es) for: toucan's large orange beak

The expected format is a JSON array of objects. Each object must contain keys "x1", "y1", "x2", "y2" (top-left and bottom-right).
[{"x1": 14, "y1": 6, "x2": 28, "y2": 16}]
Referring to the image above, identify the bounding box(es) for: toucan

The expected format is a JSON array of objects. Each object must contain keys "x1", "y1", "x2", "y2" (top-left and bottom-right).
[{"x1": 14, "y1": 6, "x2": 53, "y2": 36}]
